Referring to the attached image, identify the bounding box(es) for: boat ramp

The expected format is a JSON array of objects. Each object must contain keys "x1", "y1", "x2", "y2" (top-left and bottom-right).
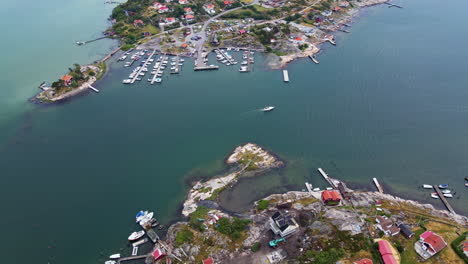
[{"x1": 283, "y1": 70, "x2": 289, "y2": 82}]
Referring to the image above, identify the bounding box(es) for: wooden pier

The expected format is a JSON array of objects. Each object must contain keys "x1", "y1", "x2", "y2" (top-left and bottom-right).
[
  {"x1": 372, "y1": 177, "x2": 384, "y2": 193},
  {"x1": 116, "y1": 254, "x2": 148, "y2": 264},
  {"x1": 309, "y1": 55, "x2": 319, "y2": 64},
  {"x1": 76, "y1": 36, "x2": 108, "y2": 46},
  {"x1": 433, "y1": 186, "x2": 456, "y2": 214},
  {"x1": 318, "y1": 168, "x2": 337, "y2": 188},
  {"x1": 88, "y1": 85, "x2": 99, "y2": 93}
]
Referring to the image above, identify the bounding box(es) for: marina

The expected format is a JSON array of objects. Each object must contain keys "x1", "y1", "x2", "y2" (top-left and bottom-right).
[{"x1": 150, "y1": 55, "x2": 168, "y2": 84}]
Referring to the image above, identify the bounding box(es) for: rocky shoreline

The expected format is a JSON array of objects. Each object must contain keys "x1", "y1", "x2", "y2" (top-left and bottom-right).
[{"x1": 160, "y1": 143, "x2": 467, "y2": 263}]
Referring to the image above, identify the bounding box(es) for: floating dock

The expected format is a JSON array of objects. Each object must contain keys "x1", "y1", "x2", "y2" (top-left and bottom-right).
[
  {"x1": 146, "y1": 228, "x2": 159, "y2": 243},
  {"x1": 117, "y1": 254, "x2": 148, "y2": 264},
  {"x1": 131, "y1": 246, "x2": 138, "y2": 256},
  {"x1": 305, "y1": 182, "x2": 314, "y2": 195},
  {"x1": 283, "y1": 70, "x2": 289, "y2": 82},
  {"x1": 433, "y1": 186, "x2": 456, "y2": 214},
  {"x1": 132, "y1": 238, "x2": 148, "y2": 247},
  {"x1": 318, "y1": 168, "x2": 337, "y2": 189},
  {"x1": 372, "y1": 178, "x2": 384, "y2": 193},
  {"x1": 194, "y1": 65, "x2": 219, "y2": 71}
]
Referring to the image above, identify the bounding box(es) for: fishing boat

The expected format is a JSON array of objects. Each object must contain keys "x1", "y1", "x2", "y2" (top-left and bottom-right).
[
  {"x1": 438, "y1": 184, "x2": 449, "y2": 189},
  {"x1": 430, "y1": 193, "x2": 439, "y2": 199},
  {"x1": 128, "y1": 230, "x2": 145, "y2": 241},
  {"x1": 422, "y1": 184, "x2": 433, "y2": 189},
  {"x1": 443, "y1": 193, "x2": 453, "y2": 198},
  {"x1": 109, "y1": 254, "x2": 121, "y2": 259},
  {"x1": 261, "y1": 106, "x2": 275, "y2": 112},
  {"x1": 441, "y1": 190, "x2": 451, "y2": 194}
]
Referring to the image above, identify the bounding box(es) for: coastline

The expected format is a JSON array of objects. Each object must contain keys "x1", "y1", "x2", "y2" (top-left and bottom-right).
[{"x1": 154, "y1": 143, "x2": 467, "y2": 263}]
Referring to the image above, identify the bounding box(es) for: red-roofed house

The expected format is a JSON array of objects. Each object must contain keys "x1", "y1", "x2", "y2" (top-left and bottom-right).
[
  {"x1": 223, "y1": 0, "x2": 234, "y2": 5},
  {"x1": 333, "y1": 6, "x2": 341, "y2": 12},
  {"x1": 61, "y1": 75, "x2": 73, "y2": 86},
  {"x1": 186, "y1": 14, "x2": 194, "y2": 21},
  {"x1": 179, "y1": 0, "x2": 188, "y2": 4},
  {"x1": 378, "y1": 240, "x2": 397, "y2": 264},
  {"x1": 321, "y1": 190, "x2": 341, "y2": 205},
  {"x1": 133, "y1": 19, "x2": 144, "y2": 27},
  {"x1": 202, "y1": 257, "x2": 214, "y2": 264},
  {"x1": 165, "y1": 17, "x2": 176, "y2": 24},
  {"x1": 184, "y1": 7, "x2": 194, "y2": 14},
  {"x1": 152, "y1": 249, "x2": 166, "y2": 260},
  {"x1": 204, "y1": 4, "x2": 216, "y2": 15},
  {"x1": 353, "y1": 259, "x2": 372, "y2": 264},
  {"x1": 159, "y1": 5, "x2": 169, "y2": 13},
  {"x1": 238, "y1": 29, "x2": 246, "y2": 35},
  {"x1": 375, "y1": 216, "x2": 400, "y2": 236},
  {"x1": 415, "y1": 231, "x2": 447, "y2": 259},
  {"x1": 153, "y1": 2, "x2": 163, "y2": 8},
  {"x1": 463, "y1": 241, "x2": 468, "y2": 257}
]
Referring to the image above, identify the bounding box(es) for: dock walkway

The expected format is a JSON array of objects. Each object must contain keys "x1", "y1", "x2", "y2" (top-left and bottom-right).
[
  {"x1": 372, "y1": 177, "x2": 384, "y2": 193},
  {"x1": 117, "y1": 254, "x2": 148, "y2": 264},
  {"x1": 88, "y1": 85, "x2": 99, "y2": 93},
  {"x1": 433, "y1": 186, "x2": 456, "y2": 214},
  {"x1": 150, "y1": 54, "x2": 167, "y2": 84},
  {"x1": 318, "y1": 168, "x2": 337, "y2": 189},
  {"x1": 131, "y1": 49, "x2": 156, "y2": 84}
]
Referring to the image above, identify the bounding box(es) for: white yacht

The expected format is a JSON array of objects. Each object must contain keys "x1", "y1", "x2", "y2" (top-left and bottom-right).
[
  {"x1": 261, "y1": 106, "x2": 275, "y2": 112},
  {"x1": 128, "y1": 230, "x2": 145, "y2": 241}
]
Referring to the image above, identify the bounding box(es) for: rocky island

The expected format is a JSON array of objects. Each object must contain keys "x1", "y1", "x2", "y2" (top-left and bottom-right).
[{"x1": 133, "y1": 144, "x2": 468, "y2": 264}]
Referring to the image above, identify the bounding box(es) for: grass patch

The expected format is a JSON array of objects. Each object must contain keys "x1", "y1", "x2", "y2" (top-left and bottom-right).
[
  {"x1": 175, "y1": 226, "x2": 194, "y2": 246},
  {"x1": 189, "y1": 206, "x2": 210, "y2": 231},
  {"x1": 296, "y1": 197, "x2": 318, "y2": 206},
  {"x1": 216, "y1": 217, "x2": 251, "y2": 241},
  {"x1": 251, "y1": 242, "x2": 261, "y2": 252},
  {"x1": 257, "y1": 200, "x2": 270, "y2": 211},
  {"x1": 95, "y1": 62, "x2": 107, "y2": 81}
]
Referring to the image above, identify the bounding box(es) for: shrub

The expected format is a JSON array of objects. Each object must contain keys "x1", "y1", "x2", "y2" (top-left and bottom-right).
[
  {"x1": 175, "y1": 227, "x2": 193, "y2": 246},
  {"x1": 251, "y1": 242, "x2": 261, "y2": 252}
]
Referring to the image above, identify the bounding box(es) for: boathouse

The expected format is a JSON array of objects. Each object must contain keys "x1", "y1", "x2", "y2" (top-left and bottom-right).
[
  {"x1": 397, "y1": 222, "x2": 414, "y2": 239},
  {"x1": 321, "y1": 190, "x2": 341, "y2": 205}
]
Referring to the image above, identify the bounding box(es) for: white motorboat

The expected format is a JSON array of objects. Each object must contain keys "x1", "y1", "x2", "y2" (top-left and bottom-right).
[
  {"x1": 109, "y1": 254, "x2": 121, "y2": 259},
  {"x1": 105, "y1": 261, "x2": 116, "y2": 264},
  {"x1": 430, "y1": 193, "x2": 439, "y2": 199},
  {"x1": 261, "y1": 106, "x2": 275, "y2": 112},
  {"x1": 122, "y1": 79, "x2": 132, "y2": 84},
  {"x1": 443, "y1": 193, "x2": 453, "y2": 198},
  {"x1": 441, "y1": 190, "x2": 451, "y2": 194},
  {"x1": 155, "y1": 78, "x2": 162, "y2": 83},
  {"x1": 241, "y1": 61, "x2": 248, "y2": 65},
  {"x1": 438, "y1": 184, "x2": 449, "y2": 189},
  {"x1": 422, "y1": 184, "x2": 433, "y2": 189},
  {"x1": 128, "y1": 230, "x2": 145, "y2": 241},
  {"x1": 312, "y1": 188, "x2": 320, "y2": 192}
]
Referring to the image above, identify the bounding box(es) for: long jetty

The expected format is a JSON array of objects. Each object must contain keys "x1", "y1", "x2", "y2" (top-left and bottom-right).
[
  {"x1": 88, "y1": 85, "x2": 99, "y2": 93},
  {"x1": 433, "y1": 186, "x2": 456, "y2": 214},
  {"x1": 318, "y1": 168, "x2": 337, "y2": 189},
  {"x1": 77, "y1": 36, "x2": 108, "y2": 46},
  {"x1": 131, "y1": 49, "x2": 156, "y2": 84}
]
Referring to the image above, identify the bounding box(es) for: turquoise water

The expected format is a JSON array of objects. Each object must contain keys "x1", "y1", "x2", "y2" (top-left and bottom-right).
[{"x1": 1, "y1": 0, "x2": 468, "y2": 263}]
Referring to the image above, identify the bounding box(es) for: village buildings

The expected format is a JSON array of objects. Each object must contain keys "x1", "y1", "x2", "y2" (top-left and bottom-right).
[
  {"x1": 414, "y1": 231, "x2": 447, "y2": 260},
  {"x1": 375, "y1": 216, "x2": 400, "y2": 237}
]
